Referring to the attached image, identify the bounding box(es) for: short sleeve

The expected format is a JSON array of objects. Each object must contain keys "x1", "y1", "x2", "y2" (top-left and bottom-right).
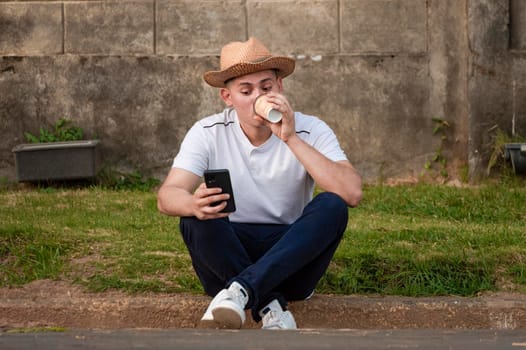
[
  {"x1": 172, "y1": 121, "x2": 209, "y2": 177},
  {"x1": 310, "y1": 119, "x2": 348, "y2": 162}
]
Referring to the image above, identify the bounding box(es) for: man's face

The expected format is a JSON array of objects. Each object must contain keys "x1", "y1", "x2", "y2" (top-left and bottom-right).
[{"x1": 220, "y1": 70, "x2": 283, "y2": 126}]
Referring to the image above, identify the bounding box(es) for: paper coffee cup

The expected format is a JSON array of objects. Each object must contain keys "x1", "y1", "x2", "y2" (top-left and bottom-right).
[{"x1": 254, "y1": 95, "x2": 282, "y2": 123}]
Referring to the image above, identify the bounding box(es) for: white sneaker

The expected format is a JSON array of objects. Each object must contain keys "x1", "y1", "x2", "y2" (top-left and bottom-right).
[
  {"x1": 203, "y1": 282, "x2": 248, "y2": 329},
  {"x1": 199, "y1": 290, "x2": 223, "y2": 328},
  {"x1": 260, "y1": 299, "x2": 297, "y2": 330}
]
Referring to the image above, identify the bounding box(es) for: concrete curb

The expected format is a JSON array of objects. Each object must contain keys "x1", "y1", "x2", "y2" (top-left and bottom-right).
[{"x1": 1, "y1": 282, "x2": 526, "y2": 330}]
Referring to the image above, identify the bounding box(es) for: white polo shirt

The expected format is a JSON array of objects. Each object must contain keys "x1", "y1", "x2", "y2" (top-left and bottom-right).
[{"x1": 172, "y1": 107, "x2": 348, "y2": 224}]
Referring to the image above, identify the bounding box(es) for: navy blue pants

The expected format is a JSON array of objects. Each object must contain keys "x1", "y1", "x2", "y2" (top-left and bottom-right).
[{"x1": 180, "y1": 192, "x2": 348, "y2": 322}]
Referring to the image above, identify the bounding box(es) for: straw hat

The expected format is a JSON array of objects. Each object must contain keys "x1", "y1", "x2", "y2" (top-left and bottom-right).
[{"x1": 204, "y1": 37, "x2": 295, "y2": 88}]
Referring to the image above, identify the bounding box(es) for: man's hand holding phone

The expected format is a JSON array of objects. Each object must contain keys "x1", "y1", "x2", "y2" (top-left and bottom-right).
[
  {"x1": 191, "y1": 169, "x2": 236, "y2": 220},
  {"x1": 191, "y1": 183, "x2": 230, "y2": 220}
]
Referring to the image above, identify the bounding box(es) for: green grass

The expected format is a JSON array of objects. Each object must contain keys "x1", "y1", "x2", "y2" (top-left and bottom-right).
[
  {"x1": 319, "y1": 182, "x2": 526, "y2": 296},
  {"x1": 1, "y1": 180, "x2": 525, "y2": 297}
]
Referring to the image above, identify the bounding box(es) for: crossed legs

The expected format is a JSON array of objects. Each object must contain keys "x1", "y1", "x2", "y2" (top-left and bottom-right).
[{"x1": 179, "y1": 192, "x2": 348, "y2": 325}]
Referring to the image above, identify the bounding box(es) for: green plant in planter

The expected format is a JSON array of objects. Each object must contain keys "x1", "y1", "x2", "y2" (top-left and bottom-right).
[
  {"x1": 24, "y1": 118, "x2": 84, "y2": 143},
  {"x1": 14, "y1": 118, "x2": 98, "y2": 182}
]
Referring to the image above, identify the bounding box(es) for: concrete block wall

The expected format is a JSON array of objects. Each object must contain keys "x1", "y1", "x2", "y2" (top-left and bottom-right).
[
  {"x1": 511, "y1": 0, "x2": 526, "y2": 138},
  {"x1": 0, "y1": 0, "x2": 524, "y2": 182},
  {"x1": 468, "y1": 0, "x2": 526, "y2": 176}
]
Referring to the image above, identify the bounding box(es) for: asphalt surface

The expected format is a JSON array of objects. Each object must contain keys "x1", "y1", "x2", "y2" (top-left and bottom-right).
[{"x1": 1, "y1": 328, "x2": 526, "y2": 350}]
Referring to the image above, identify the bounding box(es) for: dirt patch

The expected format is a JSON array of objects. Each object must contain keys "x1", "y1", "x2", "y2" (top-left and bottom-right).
[{"x1": 1, "y1": 280, "x2": 526, "y2": 330}]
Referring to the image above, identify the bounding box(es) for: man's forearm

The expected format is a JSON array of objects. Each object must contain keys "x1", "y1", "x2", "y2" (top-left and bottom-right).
[
  {"x1": 157, "y1": 185, "x2": 196, "y2": 217},
  {"x1": 285, "y1": 135, "x2": 362, "y2": 207}
]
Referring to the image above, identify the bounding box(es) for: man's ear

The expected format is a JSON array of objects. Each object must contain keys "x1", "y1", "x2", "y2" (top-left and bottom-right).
[
  {"x1": 220, "y1": 88, "x2": 233, "y2": 107},
  {"x1": 276, "y1": 77, "x2": 284, "y2": 93}
]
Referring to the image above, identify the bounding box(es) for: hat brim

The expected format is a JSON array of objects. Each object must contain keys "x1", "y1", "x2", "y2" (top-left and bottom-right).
[{"x1": 203, "y1": 56, "x2": 295, "y2": 88}]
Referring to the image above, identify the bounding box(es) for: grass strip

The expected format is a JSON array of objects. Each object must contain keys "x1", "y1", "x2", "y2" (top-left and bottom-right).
[{"x1": 1, "y1": 181, "x2": 525, "y2": 296}]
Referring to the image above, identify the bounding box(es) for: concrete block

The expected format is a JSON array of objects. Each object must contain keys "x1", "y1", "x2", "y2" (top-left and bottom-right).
[
  {"x1": 468, "y1": 0, "x2": 510, "y2": 54},
  {"x1": 512, "y1": 58, "x2": 526, "y2": 137},
  {"x1": 284, "y1": 54, "x2": 431, "y2": 179},
  {"x1": 0, "y1": 2, "x2": 62, "y2": 55},
  {"x1": 157, "y1": 0, "x2": 246, "y2": 55},
  {"x1": 0, "y1": 55, "x2": 221, "y2": 180},
  {"x1": 427, "y1": 0, "x2": 470, "y2": 174},
  {"x1": 468, "y1": 0, "x2": 509, "y2": 53},
  {"x1": 247, "y1": 0, "x2": 338, "y2": 54},
  {"x1": 467, "y1": 0, "x2": 512, "y2": 178},
  {"x1": 341, "y1": 0, "x2": 427, "y2": 53},
  {"x1": 64, "y1": 1, "x2": 154, "y2": 54},
  {"x1": 511, "y1": 0, "x2": 526, "y2": 50},
  {"x1": 468, "y1": 53, "x2": 513, "y2": 177},
  {"x1": 0, "y1": 54, "x2": 431, "y2": 182}
]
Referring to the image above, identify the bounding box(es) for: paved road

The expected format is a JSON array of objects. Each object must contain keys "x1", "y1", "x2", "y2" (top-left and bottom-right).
[{"x1": 1, "y1": 328, "x2": 526, "y2": 350}]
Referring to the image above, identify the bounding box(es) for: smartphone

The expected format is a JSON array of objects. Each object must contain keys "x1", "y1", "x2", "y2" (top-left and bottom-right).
[{"x1": 204, "y1": 169, "x2": 236, "y2": 213}]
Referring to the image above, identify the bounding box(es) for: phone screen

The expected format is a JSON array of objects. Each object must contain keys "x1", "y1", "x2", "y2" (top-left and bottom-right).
[{"x1": 204, "y1": 169, "x2": 236, "y2": 213}]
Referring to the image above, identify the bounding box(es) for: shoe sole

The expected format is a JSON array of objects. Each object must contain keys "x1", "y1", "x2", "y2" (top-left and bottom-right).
[
  {"x1": 199, "y1": 318, "x2": 217, "y2": 329},
  {"x1": 212, "y1": 307, "x2": 243, "y2": 329}
]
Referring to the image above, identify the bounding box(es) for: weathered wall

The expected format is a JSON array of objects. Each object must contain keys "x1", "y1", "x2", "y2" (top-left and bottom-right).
[{"x1": 0, "y1": 0, "x2": 525, "y2": 182}]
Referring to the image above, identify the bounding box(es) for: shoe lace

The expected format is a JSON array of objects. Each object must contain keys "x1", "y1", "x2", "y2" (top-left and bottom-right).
[
  {"x1": 263, "y1": 309, "x2": 284, "y2": 327},
  {"x1": 230, "y1": 285, "x2": 248, "y2": 307}
]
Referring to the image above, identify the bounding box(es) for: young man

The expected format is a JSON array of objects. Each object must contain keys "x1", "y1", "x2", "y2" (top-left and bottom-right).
[{"x1": 157, "y1": 37, "x2": 362, "y2": 329}]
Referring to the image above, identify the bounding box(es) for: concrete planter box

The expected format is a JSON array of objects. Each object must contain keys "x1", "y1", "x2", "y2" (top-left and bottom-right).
[
  {"x1": 504, "y1": 143, "x2": 526, "y2": 175},
  {"x1": 12, "y1": 140, "x2": 101, "y2": 182}
]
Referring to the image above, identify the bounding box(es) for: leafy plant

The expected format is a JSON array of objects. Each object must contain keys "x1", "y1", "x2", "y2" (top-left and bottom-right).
[
  {"x1": 24, "y1": 118, "x2": 84, "y2": 143},
  {"x1": 422, "y1": 117, "x2": 451, "y2": 180},
  {"x1": 96, "y1": 168, "x2": 161, "y2": 191},
  {"x1": 0, "y1": 176, "x2": 16, "y2": 192}
]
